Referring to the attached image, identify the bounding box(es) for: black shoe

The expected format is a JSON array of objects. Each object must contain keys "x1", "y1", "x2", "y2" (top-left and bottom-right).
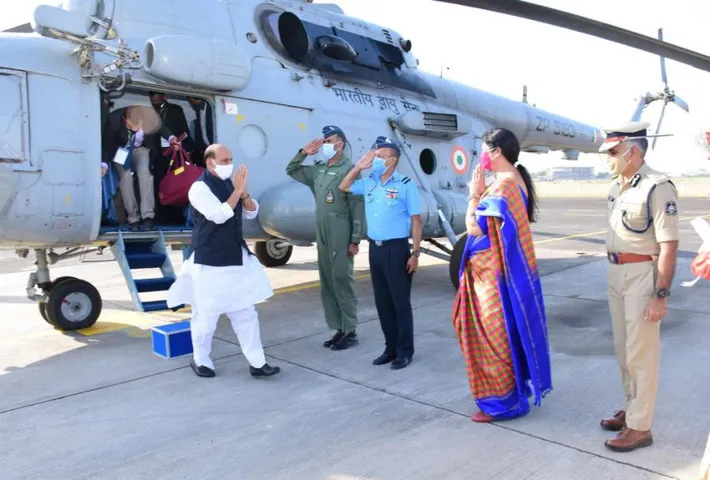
[
  {"x1": 323, "y1": 330, "x2": 344, "y2": 348},
  {"x1": 250, "y1": 363, "x2": 281, "y2": 377},
  {"x1": 128, "y1": 222, "x2": 140, "y2": 232},
  {"x1": 330, "y1": 332, "x2": 358, "y2": 350},
  {"x1": 391, "y1": 357, "x2": 411, "y2": 370},
  {"x1": 189, "y1": 359, "x2": 215, "y2": 377},
  {"x1": 372, "y1": 351, "x2": 397, "y2": 366},
  {"x1": 143, "y1": 218, "x2": 156, "y2": 230}
]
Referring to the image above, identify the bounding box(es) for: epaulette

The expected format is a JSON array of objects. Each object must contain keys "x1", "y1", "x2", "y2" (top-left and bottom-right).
[
  {"x1": 651, "y1": 175, "x2": 674, "y2": 187},
  {"x1": 402, "y1": 176, "x2": 411, "y2": 184}
]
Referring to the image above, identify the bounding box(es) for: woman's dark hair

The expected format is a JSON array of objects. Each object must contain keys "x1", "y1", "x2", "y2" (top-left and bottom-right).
[{"x1": 482, "y1": 127, "x2": 538, "y2": 223}]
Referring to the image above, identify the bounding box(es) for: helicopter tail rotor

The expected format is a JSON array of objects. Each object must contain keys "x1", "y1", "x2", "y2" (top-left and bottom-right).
[{"x1": 648, "y1": 27, "x2": 691, "y2": 149}]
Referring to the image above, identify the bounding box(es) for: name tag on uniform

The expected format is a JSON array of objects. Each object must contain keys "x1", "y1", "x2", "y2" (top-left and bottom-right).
[
  {"x1": 325, "y1": 189, "x2": 334, "y2": 203},
  {"x1": 113, "y1": 147, "x2": 129, "y2": 165}
]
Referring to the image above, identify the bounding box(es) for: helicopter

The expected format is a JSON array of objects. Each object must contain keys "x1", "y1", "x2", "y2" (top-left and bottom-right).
[{"x1": 0, "y1": 0, "x2": 697, "y2": 332}]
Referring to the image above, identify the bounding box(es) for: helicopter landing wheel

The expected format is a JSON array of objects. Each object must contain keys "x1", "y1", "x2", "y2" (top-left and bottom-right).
[
  {"x1": 449, "y1": 235, "x2": 467, "y2": 290},
  {"x1": 44, "y1": 278, "x2": 102, "y2": 331},
  {"x1": 255, "y1": 239, "x2": 293, "y2": 267},
  {"x1": 38, "y1": 276, "x2": 79, "y2": 325}
]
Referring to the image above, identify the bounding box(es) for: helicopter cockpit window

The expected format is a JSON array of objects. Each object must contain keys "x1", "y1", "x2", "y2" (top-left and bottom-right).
[
  {"x1": 278, "y1": 12, "x2": 310, "y2": 62},
  {"x1": 257, "y1": 8, "x2": 436, "y2": 98}
]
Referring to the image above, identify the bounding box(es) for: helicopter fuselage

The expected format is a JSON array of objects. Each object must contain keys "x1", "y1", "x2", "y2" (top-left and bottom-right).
[{"x1": 0, "y1": 0, "x2": 603, "y2": 251}]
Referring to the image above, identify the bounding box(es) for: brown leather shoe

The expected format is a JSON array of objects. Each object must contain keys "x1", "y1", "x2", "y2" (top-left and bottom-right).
[
  {"x1": 600, "y1": 410, "x2": 626, "y2": 431},
  {"x1": 605, "y1": 428, "x2": 653, "y2": 452}
]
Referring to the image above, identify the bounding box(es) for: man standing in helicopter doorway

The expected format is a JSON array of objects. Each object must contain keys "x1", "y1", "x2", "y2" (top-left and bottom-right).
[{"x1": 286, "y1": 126, "x2": 365, "y2": 350}]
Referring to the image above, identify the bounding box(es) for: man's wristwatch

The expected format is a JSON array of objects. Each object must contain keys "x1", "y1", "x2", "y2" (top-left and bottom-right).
[
  {"x1": 655, "y1": 288, "x2": 671, "y2": 298},
  {"x1": 411, "y1": 249, "x2": 421, "y2": 257}
]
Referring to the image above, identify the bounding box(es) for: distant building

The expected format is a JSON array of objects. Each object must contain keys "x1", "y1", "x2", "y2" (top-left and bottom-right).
[{"x1": 548, "y1": 166, "x2": 595, "y2": 181}]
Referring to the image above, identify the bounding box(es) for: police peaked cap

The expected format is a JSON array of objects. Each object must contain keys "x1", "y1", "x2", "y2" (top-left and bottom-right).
[
  {"x1": 372, "y1": 136, "x2": 401, "y2": 156},
  {"x1": 322, "y1": 125, "x2": 345, "y2": 140},
  {"x1": 598, "y1": 121, "x2": 651, "y2": 153}
]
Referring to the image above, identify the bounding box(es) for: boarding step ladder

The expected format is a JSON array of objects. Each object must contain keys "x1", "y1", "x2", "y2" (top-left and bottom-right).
[{"x1": 110, "y1": 230, "x2": 181, "y2": 312}]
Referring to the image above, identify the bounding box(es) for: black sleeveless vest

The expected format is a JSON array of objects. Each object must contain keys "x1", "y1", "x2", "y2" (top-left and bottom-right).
[{"x1": 189, "y1": 171, "x2": 250, "y2": 266}]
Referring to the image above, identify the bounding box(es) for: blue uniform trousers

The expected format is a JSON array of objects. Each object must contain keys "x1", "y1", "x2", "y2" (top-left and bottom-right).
[{"x1": 368, "y1": 237, "x2": 414, "y2": 359}]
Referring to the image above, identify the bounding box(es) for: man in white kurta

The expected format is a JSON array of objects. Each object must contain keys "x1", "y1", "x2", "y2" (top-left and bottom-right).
[{"x1": 167, "y1": 144, "x2": 280, "y2": 378}]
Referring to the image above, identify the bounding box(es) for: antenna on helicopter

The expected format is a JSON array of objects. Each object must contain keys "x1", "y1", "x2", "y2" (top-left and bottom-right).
[
  {"x1": 522, "y1": 85, "x2": 528, "y2": 104},
  {"x1": 630, "y1": 28, "x2": 691, "y2": 149},
  {"x1": 440, "y1": 66, "x2": 450, "y2": 77}
]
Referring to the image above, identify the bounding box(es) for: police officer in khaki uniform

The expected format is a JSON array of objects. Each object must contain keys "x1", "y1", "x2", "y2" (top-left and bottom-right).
[
  {"x1": 599, "y1": 121, "x2": 680, "y2": 452},
  {"x1": 286, "y1": 126, "x2": 365, "y2": 350}
]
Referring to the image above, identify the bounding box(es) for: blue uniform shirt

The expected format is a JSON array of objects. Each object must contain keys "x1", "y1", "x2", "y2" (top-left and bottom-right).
[{"x1": 350, "y1": 171, "x2": 421, "y2": 241}]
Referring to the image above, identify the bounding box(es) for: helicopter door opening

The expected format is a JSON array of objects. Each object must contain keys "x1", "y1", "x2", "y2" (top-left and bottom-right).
[{"x1": 99, "y1": 87, "x2": 214, "y2": 234}]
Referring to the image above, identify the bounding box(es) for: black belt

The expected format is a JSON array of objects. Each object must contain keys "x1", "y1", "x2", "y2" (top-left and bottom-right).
[{"x1": 368, "y1": 238, "x2": 408, "y2": 247}]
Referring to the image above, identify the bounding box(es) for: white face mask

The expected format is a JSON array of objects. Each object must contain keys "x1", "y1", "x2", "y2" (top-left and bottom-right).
[
  {"x1": 321, "y1": 142, "x2": 340, "y2": 160},
  {"x1": 211, "y1": 160, "x2": 233, "y2": 180}
]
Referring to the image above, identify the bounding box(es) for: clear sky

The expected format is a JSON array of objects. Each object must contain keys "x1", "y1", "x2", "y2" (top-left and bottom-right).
[{"x1": 2, "y1": 0, "x2": 709, "y2": 174}]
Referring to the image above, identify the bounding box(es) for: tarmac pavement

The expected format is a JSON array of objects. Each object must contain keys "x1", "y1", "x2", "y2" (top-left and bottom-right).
[{"x1": 0, "y1": 198, "x2": 708, "y2": 480}]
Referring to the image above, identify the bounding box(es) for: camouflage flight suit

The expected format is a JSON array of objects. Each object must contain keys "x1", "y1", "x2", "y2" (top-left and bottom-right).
[{"x1": 286, "y1": 150, "x2": 365, "y2": 335}]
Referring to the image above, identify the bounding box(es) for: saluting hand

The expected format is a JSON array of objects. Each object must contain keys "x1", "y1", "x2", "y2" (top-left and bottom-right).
[
  {"x1": 303, "y1": 138, "x2": 324, "y2": 155},
  {"x1": 232, "y1": 165, "x2": 248, "y2": 191},
  {"x1": 357, "y1": 150, "x2": 376, "y2": 170}
]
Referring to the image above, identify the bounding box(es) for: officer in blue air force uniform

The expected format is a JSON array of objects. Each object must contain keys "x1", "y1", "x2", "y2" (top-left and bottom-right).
[
  {"x1": 339, "y1": 136, "x2": 423, "y2": 370},
  {"x1": 598, "y1": 121, "x2": 679, "y2": 453}
]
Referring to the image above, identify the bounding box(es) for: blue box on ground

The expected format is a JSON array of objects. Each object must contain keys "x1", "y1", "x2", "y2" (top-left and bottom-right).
[{"x1": 151, "y1": 320, "x2": 193, "y2": 359}]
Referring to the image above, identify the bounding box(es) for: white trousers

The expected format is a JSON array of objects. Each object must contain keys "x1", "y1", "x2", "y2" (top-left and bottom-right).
[{"x1": 191, "y1": 305, "x2": 267, "y2": 370}]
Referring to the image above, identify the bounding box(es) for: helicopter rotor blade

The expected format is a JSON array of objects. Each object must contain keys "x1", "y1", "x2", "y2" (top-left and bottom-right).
[
  {"x1": 658, "y1": 28, "x2": 668, "y2": 88},
  {"x1": 672, "y1": 95, "x2": 690, "y2": 113},
  {"x1": 652, "y1": 101, "x2": 667, "y2": 150},
  {"x1": 433, "y1": 0, "x2": 710, "y2": 73}
]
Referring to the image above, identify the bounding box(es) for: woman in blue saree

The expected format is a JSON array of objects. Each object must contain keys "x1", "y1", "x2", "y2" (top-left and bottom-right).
[{"x1": 452, "y1": 128, "x2": 553, "y2": 422}]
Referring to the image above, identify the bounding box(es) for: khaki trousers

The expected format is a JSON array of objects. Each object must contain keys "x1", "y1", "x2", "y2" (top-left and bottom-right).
[
  {"x1": 607, "y1": 260, "x2": 661, "y2": 431},
  {"x1": 115, "y1": 146, "x2": 154, "y2": 224}
]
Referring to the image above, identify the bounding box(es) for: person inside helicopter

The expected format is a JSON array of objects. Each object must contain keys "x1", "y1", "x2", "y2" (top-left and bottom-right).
[{"x1": 99, "y1": 91, "x2": 214, "y2": 232}]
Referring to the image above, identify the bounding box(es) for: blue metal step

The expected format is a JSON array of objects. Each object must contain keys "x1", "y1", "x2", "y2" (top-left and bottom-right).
[
  {"x1": 111, "y1": 231, "x2": 179, "y2": 314},
  {"x1": 124, "y1": 240, "x2": 157, "y2": 254},
  {"x1": 135, "y1": 278, "x2": 175, "y2": 293},
  {"x1": 142, "y1": 300, "x2": 170, "y2": 312},
  {"x1": 126, "y1": 252, "x2": 167, "y2": 269}
]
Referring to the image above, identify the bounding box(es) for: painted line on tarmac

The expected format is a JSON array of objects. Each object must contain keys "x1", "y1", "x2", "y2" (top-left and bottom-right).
[
  {"x1": 534, "y1": 214, "x2": 708, "y2": 246},
  {"x1": 75, "y1": 214, "x2": 710, "y2": 337}
]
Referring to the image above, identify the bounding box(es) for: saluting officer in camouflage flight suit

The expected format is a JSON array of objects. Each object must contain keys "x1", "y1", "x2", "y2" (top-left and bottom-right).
[{"x1": 286, "y1": 126, "x2": 365, "y2": 350}]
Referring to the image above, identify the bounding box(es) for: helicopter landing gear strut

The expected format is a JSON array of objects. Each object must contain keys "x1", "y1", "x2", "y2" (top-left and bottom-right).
[
  {"x1": 27, "y1": 249, "x2": 103, "y2": 331},
  {"x1": 417, "y1": 236, "x2": 467, "y2": 291},
  {"x1": 254, "y1": 239, "x2": 293, "y2": 267}
]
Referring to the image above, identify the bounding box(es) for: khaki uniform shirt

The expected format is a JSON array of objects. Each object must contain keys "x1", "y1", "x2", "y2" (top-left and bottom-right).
[{"x1": 606, "y1": 163, "x2": 680, "y2": 255}]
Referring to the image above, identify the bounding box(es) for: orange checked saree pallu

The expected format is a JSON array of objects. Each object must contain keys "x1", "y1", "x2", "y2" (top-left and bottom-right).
[{"x1": 452, "y1": 177, "x2": 552, "y2": 420}]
